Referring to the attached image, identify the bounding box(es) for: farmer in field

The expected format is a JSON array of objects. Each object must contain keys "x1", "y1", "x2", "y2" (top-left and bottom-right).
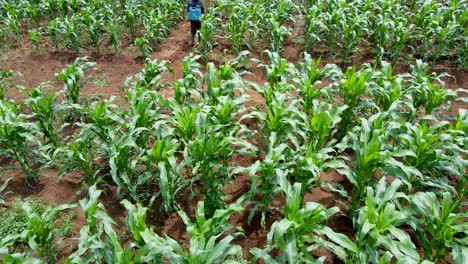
[{"x1": 188, "y1": 0, "x2": 204, "y2": 46}]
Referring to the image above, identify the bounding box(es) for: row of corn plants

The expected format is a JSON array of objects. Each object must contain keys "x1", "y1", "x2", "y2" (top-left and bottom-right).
[
  {"x1": 0, "y1": 50, "x2": 466, "y2": 262},
  {"x1": 0, "y1": 0, "x2": 185, "y2": 55},
  {"x1": 195, "y1": 0, "x2": 467, "y2": 68},
  {"x1": 301, "y1": 0, "x2": 467, "y2": 66}
]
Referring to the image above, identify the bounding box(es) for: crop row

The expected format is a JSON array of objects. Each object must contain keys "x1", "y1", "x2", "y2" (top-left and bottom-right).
[
  {"x1": 197, "y1": 0, "x2": 467, "y2": 67},
  {"x1": 0, "y1": 0, "x2": 185, "y2": 53}
]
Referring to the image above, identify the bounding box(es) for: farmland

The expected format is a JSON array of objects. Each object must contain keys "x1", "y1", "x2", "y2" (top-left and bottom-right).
[{"x1": 0, "y1": 0, "x2": 467, "y2": 263}]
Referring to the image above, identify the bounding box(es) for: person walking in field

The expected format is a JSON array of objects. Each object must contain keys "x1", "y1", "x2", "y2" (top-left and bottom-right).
[{"x1": 188, "y1": 0, "x2": 204, "y2": 46}]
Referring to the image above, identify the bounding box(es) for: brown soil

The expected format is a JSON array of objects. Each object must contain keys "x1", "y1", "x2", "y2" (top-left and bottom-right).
[{"x1": 0, "y1": 17, "x2": 466, "y2": 263}]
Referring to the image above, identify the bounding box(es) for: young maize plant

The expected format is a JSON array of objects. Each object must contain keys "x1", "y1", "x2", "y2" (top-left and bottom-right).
[
  {"x1": 269, "y1": 15, "x2": 292, "y2": 53},
  {"x1": 304, "y1": 100, "x2": 346, "y2": 154},
  {"x1": 82, "y1": 11, "x2": 104, "y2": 54},
  {"x1": 0, "y1": 100, "x2": 41, "y2": 186},
  {"x1": 53, "y1": 136, "x2": 101, "y2": 185},
  {"x1": 185, "y1": 111, "x2": 237, "y2": 217},
  {"x1": 350, "y1": 177, "x2": 421, "y2": 264},
  {"x1": 235, "y1": 133, "x2": 292, "y2": 227},
  {"x1": 5, "y1": 11, "x2": 22, "y2": 45},
  {"x1": 128, "y1": 59, "x2": 172, "y2": 91},
  {"x1": 47, "y1": 19, "x2": 62, "y2": 51},
  {"x1": 203, "y1": 58, "x2": 247, "y2": 105},
  {"x1": 407, "y1": 60, "x2": 456, "y2": 116},
  {"x1": 0, "y1": 70, "x2": 16, "y2": 101},
  {"x1": 411, "y1": 191, "x2": 468, "y2": 263},
  {"x1": 69, "y1": 185, "x2": 136, "y2": 263},
  {"x1": 28, "y1": 29, "x2": 42, "y2": 50},
  {"x1": 224, "y1": 4, "x2": 250, "y2": 53},
  {"x1": 336, "y1": 112, "x2": 389, "y2": 213},
  {"x1": 369, "y1": 61, "x2": 406, "y2": 112},
  {"x1": 56, "y1": 57, "x2": 96, "y2": 105},
  {"x1": 134, "y1": 37, "x2": 152, "y2": 58},
  {"x1": 105, "y1": 18, "x2": 121, "y2": 54},
  {"x1": 339, "y1": 14, "x2": 367, "y2": 63},
  {"x1": 0, "y1": 202, "x2": 75, "y2": 263},
  {"x1": 197, "y1": 8, "x2": 218, "y2": 61},
  {"x1": 174, "y1": 201, "x2": 244, "y2": 263},
  {"x1": 303, "y1": 3, "x2": 326, "y2": 53},
  {"x1": 62, "y1": 15, "x2": 82, "y2": 53},
  {"x1": 251, "y1": 171, "x2": 357, "y2": 263},
  {"x1": 173, "y1": 54, "x2": 203, "y2": 105},
  {"x1": 122, "y1": 2, "x2": 140, "y2": 42},
  {"x1": 24, "y1": 84, "x2": 61, "y2": 147},
  {"x1": 156, "y1": 156, "x2": 187, "y2": 214},
  {"x1": 336, "y1": 65, "x2": 375, "y2": 139}
]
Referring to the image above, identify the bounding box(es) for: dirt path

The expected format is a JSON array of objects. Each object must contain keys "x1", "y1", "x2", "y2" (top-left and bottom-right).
[{"x1": 150, "y1": 21, "x2": 194, "y2": 81}]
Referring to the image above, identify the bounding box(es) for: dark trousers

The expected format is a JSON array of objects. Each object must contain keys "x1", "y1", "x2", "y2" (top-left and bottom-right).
[{"x1": 190, "y1": 21, "x2": 201, "y2": 43}]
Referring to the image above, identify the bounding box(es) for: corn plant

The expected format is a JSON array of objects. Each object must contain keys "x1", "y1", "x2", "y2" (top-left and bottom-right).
[
  {"x1": 393, "y1": 122, "x2": 445, "y2": 178},
  {"x1": 131, "y1": 59, "x2": 172, "y2": 91},
  {"x1": 105, "y1": 127, "x2": 147, "y2": 202},
  {"x1": 269, "y1": 16, "x2": 291, "y2": 53},
  {"x1": 106, "y1": 18, "x2": 121, "y2": 54},
  {"x1": 82, "y1": 11, "x2": 104, "y2": 54},
  {"x1": 389, "y1": 17, "x2": 410, "y2": 62},
  {"x1": 186, "y1": 112, "x2": 237, "y2": 217},
  {"x1": 5, "y1": 11, "x2": 22, "y2": 45},
  {"x1": 411, "y1": 192, "x2": 468, "y2": 262},
  {"x1": 251, "y1": 171, "x2": 357, "y2": 263},
  {"x1": 62, "y1": 15, "x2": 82, "y2": 53},
  {"x1": 0, "y1": 100, "x2": 40, "y2": 186},
  {"x1": 237, "y1": 133, "x2": 292, "y2": 227},
  {"x1": 176, "y1": 201, "x2": 244, "y2": 263},
  {"x1": 340, "y1": 14, "x2": 367, "y2": 63},
  {"x1": 305, "y1": 100, "x2": 346, "y2": 153},
  {"x1": 0, "y1": 201, "x2": 75, "y2": 263},
  {"x1": 337, "y1": 113, "x2": 389, "y2": 213},
  {"x1": 304, "y1": 3, "x2": 326, "y2": 53},
  {"x1": 121, "y1": 199, "x2": 245, "y2": 262},
  {"x1": 0, "y1": 70, "x2": 16, "y2": 101},
  {"x1": 174, "y1": 54, "x2": 203, "y2": 105},
  {"x1": 156, "y1": 157, "x2": 187, "y2": 214},
  {"x1": 28, "y1": 29, "x2": 41, "y2": 50},
  {"x1": 0, "y1": 249, "x2": 44, "y2": 263},
  {"x1": 20, "y1": 202, "x2": 75, "y2": 262},
  {"x1": 125, "y1": 85, "x2": 160, "y2": 147},
  {"x1": 262, "y1": 50, "x2": 296, "y2": 91},
  {"x1": 407, "y1": 60, "x2": 456, "y2": 116},
  {"x1": 24, "y1": 84, "x2": 61, "y2": 146},
  {"x1": 336, "y1": 66, "x2": 374, "y2": 139},
  {"x1": 224, "y1": 5, "x2": 250, "y2": 53},
  {"x1": 369, "y1": 62, "x2": 406, "y2": 112},
  {"x1": 168, "y1": 99, "x2": 200, "y2": 144},
  {"x1": 293, "y1": 55, "x2": 325, "y2": 116},
  {"x1": 203, "y1": 59, "x2": 246, "y2": 105},
  {"x1": 123, "y1": 4, "x2": 139, "y2": 42},
  {"x1": 56, "y1": 57, "x2": 96, "y2": 105},
  {"x1": 53, "y1": 136, "x2": 101, "y2": 185},
  {"x1": 69, "y1": 185, "x2": 132, "y2": 263},
  {"x1": 134, "y1": 37, "x2": 152, "y2": 58},
  {"x1": 197, "y1": 8, "x2": 218, "y2": 61},
  {"x1": 48, "y1": 19, "x2": 62, "y2": 51},
  {"x1": 350, "y1": 177, "x2": 420, "y2": 263}
]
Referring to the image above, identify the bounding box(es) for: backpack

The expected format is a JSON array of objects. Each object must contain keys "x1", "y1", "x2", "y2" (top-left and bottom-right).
[{"x1": 188, "y1": 3, "x2": 202, "y2": 22}]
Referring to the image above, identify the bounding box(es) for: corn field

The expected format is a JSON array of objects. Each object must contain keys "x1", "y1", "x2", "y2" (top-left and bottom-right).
[{"x1": 0, "y1": 0, "x2": 467, "y2": 263}]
